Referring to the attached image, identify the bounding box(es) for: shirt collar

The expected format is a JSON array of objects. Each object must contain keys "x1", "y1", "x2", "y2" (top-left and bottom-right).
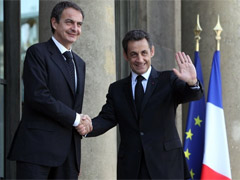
[
  {"x1": 51, "y1": 36, "x2": 72, "y2": 54},
  {"x1": 131, "y1": 66, "x2": 152, "y2": 82}
]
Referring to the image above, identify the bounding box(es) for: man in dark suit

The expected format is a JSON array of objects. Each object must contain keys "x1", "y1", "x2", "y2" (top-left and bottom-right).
[
  {"x1": 82, "y1": 30, "x2": 203, "y2": 179},
  {"x1": 8, "y1": 1, "x2": 92, "y2": 179}
]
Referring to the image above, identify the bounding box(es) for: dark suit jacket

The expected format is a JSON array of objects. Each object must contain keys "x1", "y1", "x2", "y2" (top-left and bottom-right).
[
  {"x1": 8, "y1": 39, "x2": 85, "y2": 169},
  {"x1": 88, "y1": 67, "x2": 203, "y2": 179}
]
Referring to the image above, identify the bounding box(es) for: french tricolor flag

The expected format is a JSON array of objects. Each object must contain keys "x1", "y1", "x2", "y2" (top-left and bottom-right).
[{"x1": 201, "y1": 51, "x2": 231, "y2": 180}]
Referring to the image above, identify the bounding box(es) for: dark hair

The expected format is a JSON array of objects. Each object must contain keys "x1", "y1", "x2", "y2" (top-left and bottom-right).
[
  {"x1": 122, "y1": 30, "x2": 153, "y2": 54},
  {"x1": 50, "y1": 1, "x2": 84, "y2": 34}
]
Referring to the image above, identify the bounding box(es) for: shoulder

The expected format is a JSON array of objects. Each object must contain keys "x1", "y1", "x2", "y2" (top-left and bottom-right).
[
  {"x1": 72, "y1": 51, "x2": 85, "y2": 65},
  {"x1": 151, "y1": 68, "x2": 180, "y2": 88},
  {"x1": 24, "y1": 40, "x2": 57, "y2": 67},
  {"x1": 111, "y1": 76, "x2": 130, "y2": 87},
  {"x1": 25, "y1": 42, "x2": 48, "y2": 63},
  {"x1": 104, "y1": 76, "x2": 130, "y2": 94},
  {"x1": 161, "y1": 70, "x2": 176, "y2": 79},
  {"x1": 152, "y1": 68, "x2": 176, "y2": 80},
  {"x1": 27, "y1": 41, "x2": 47, "y2": 51},
  {"x1": 26, "y1": 40, "x2": 51, "y2": 57}
]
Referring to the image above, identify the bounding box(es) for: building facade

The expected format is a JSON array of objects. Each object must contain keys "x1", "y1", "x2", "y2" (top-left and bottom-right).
[{"x1": 0, "y1": 0, "x2": 239, "y2": 179}]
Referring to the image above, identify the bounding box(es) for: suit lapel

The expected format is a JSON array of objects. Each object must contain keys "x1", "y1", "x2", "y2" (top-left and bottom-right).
[
  {"x1": 73, "y1": 52, "x2": 85, "y2": 108},
  {"x1": 73, "y1": 53, "x2": 82, "y2": 94},
  {"x1": 124, "y1": 69, "x2": 159, "y2": 120},
  {"x1": 47, "y1": 39, "x2": 75, "y2": 95},
  {"x1": 123, "y1": 76, "x2": 138, "y2": 118},
  {"x1": 141, "y1": 67, "x2": 159, "y2": 114}
]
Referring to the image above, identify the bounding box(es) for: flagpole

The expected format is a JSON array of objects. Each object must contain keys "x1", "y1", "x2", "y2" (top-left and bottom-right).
[
  {"x1": 183, "y1": 14, "x2": 206, "y2": 180},
  {"x1": 194, "y1": 14, "x2": 202, "y2": 52},
  {"x1": 201, "y1": 16, "x2": 232, "y2": 180},
  {"x1": 213, "y1": 15, "x2": 223, "y2": 51}
]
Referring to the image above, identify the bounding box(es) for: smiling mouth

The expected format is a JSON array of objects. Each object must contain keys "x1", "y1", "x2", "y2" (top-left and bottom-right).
[
  {"x1": 135, "y1": 63, "x2": 145, "y2": 67},
  {"x1": 68, "y1": 33, "x2": 77, "y2": 37},
  {"x1": 67, "y1": 31, "x2": 78, "y2": 36}
]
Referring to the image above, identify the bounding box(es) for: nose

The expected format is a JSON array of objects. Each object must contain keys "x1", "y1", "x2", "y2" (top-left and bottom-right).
[
  {"x1": 137, "y1": 54, "x2": 144, "y2": 62},
  {"x1": 71, "y1": 23, "x2": 78, "y2": 31}
]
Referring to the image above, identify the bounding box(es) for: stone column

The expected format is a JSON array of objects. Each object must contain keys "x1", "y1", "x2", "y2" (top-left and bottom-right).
[
  {"x1": 39, "y1": 0, "x2": 117, "y2": 179},
  {"x1": 182, "y1": 0, "x2": 240, "y2": 178},
  {"x1": 146, "y1": 0, "x2": 183, "y2": 138},
  {"x1": 76, "y1": 0, "x2": 117, "y2": 179}
]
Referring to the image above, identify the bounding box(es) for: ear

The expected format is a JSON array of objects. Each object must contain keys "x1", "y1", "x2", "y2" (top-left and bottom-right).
[
  {"x1": 123, "y1": 51, "x2": 129, "y2": 62},
  {"x1": 51, "y1": 17, "x2": 57, "y2": 31},
  {"x1": 150, "y1": 45, "x2": 155, "y2": 58}
]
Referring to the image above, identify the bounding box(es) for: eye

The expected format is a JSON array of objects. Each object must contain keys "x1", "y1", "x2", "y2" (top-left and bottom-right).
[
  {"x1": 65, "y1": 19, "x2": 73, "y2": 25},
  {"x1": 77, "y1": 22, "x2": 83, "y2": 27},
  {"x1": 142, "y1": 51, "x2": 148, "y2": 56},
  {"x1": 130, "y1": 52, "x2": 137, "y2": 58}
]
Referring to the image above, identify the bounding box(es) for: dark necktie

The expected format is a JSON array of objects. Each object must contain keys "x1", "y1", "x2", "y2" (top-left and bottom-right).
[
  {"x1": 135, "y1": 75, "x2": 145, "y2": 118},
  {"x1": 63, "y1": 51, "x2": 75, "y2": 91}
]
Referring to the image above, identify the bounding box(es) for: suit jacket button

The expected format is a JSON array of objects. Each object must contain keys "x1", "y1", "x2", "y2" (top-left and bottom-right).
[{"x1": 140, "y1": 132, "x2": 144, "y2": 136}]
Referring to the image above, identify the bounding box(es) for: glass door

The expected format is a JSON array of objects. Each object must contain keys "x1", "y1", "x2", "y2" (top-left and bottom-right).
[
  {"x1": 20, "y1": 0, "x2": 39, "y2": 109},
  {"x1": 0, "y1": 0, "x2": 4, "y2": 177}
]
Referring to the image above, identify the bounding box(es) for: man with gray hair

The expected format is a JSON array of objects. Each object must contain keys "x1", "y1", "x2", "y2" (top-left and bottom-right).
[{"x1": 8, "y1": 1, "x2": 92, "y2": 179}]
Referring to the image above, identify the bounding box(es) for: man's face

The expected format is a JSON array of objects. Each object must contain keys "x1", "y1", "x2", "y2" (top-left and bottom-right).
[
  {"x1": 124, "y1": 39, "x2": 154, "y2": 75},
  {"x1": 51, "y1": 8, "x2": 83, "y2": 49}
]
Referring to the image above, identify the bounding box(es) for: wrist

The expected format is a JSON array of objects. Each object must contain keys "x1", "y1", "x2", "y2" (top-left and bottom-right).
[
  {"x1": 187, "y1": 79, "x2": 198, "y2": 86},
  {"x1": 73, "y1": 113, "x2": 82, "y2": 127},
  {"x1": 188, "y1": 80, "x2": 199, "y2": 87}
]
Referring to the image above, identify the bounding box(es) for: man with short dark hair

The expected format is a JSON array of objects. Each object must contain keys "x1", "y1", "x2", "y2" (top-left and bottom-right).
[
  {"x1": 85, "y1": 29, "x2": 203, "y2": 179},
  {"x1": 8, "y1": 1, "x2": 92, "y2": 179}
]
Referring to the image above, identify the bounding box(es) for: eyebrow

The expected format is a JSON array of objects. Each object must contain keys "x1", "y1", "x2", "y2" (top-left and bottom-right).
[
  {"x1": 65, "y1": 19, "x2": 83, "y2": 25},
  {"x1": 130, "y1": 51, "x2": 137, "y2": 55}
]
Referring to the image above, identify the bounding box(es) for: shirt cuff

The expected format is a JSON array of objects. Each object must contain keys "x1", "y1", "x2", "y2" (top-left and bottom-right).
[
  {"x1": 188, "y1": 80, "x2": 200, "y2": 90},
  {"x1": 190, "y1": 86, "x2": 200, "y2": 90},
  {"x1": 73, "y1": 113, "x2": 81, "y2": 127}
]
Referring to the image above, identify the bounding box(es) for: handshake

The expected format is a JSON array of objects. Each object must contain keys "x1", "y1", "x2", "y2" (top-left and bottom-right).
[{"x1": 75, "y1": 114, "x2": 93, "y2": 136}]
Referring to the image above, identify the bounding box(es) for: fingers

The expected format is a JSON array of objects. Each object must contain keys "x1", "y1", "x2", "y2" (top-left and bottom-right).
[
  {"x1": 76, "y1": 123, "x2": 92, "y2": 136},
  {"x1": 174, "y1": 51, "x2": 197, "y2": 83},
  {"x1": 81, "y1": 114, "x2": 91, "y2": 122},
  {"x1": 75, "y1": 124, "x2": 86, "y2": 135},
  {"x1": 82, "y1": 119, "x2": 93, "y2": 133},
  {"x1": 186, "y1": 55, "x2": 192, "y2": 64},
  {"x1": 81, "y1": 115, "x2": 93, "y2": 133},
  {"x1": 172, "y1": 68, "x2": 180, "y2": 77},
  {"x1": 182, "y1": 52, "x2": 188, "y2": 63},
  {"x1": 176, "y1": 52, "x2": 192, "y2": 64},
  {"x1": 175, "y1": 52, "x2": 182, "y2": 68},
  {"x1": 75, "y1": 114, "x2": 93, "y2": 135}
]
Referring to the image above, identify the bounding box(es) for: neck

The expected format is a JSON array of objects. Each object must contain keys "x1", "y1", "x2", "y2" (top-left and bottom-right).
[{"x1": 53, "y1": 35, "x2": 71, "y2": 50}]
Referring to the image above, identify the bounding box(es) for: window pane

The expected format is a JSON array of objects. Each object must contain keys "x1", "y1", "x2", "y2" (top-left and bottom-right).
[
  {"x1": 0, "y1": 0, "x2": 4, "y2": 79},
  {"x1": 20, "y1": 0, "x2": 39, "y2": 104}
]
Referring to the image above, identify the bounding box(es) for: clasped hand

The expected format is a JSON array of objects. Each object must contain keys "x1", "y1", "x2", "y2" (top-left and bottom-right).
[{"x1": 75, "y1": 114, "x2": 93, "y2": 136}]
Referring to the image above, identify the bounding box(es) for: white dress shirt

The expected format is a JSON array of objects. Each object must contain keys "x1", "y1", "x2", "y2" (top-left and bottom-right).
[
  {"x1": 131, "y1": 66, "x2": 152, "y2": 99},
  {"x1": 131, "y1": 66, "x2": 200, "y2": 100},
  {"x1": 51, "y1": 36, "x2": 80, "y2": 127}
]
